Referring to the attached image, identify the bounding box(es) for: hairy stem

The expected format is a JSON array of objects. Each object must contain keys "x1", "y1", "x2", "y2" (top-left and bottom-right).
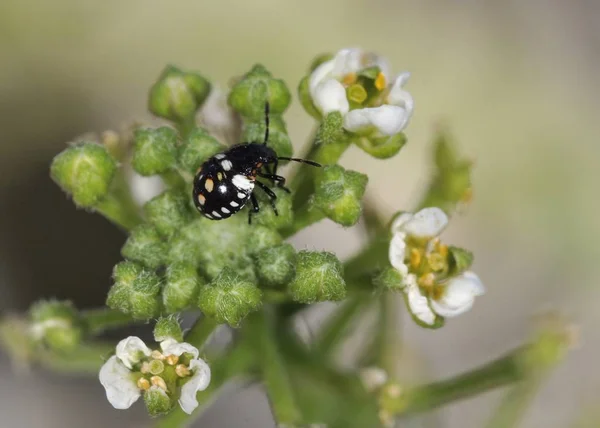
[
  {"x1": 95, "y1": 192, "x2": 143, "y2": 230},
  {"x1": 82, "y1": 308, "x2": 134, "y2": 336}
]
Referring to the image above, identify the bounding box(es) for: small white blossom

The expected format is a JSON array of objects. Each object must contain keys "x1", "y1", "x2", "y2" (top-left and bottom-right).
[
  {"x1": 99, "y1": 355, "x2": 141, "y2": 409},
  {"x1": 197, "y1": 86, "x2": 240, "y2": 144},
  {"x1": 359, "y1": 367, "x2": 388, "y2": 392},
  {"x1": 127, "y1": 168, "x2": 165, "y2": 206},
  {"x1": 308, "y1": 48, "x2": 413, "y2": 136},
  {"x1": 99, "y1": 336, "x2": 211, "y2": 414},
  {"x1": 387, "y1": 207, "x2": 484, "y2": 326}
]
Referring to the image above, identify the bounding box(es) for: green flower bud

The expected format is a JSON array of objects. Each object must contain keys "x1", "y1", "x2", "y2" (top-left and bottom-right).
[
  {"x1": 248, "y1": 225, "x2": 283, "y2": 254},
  {"x1": 254, "y1": 243, "x2": 296, "y2": 288},
  {"x1": 316, "y1": 112, "x2": 344, "y2": 146},
  {"x1": 50, "y1": 142, "x2": 116, "y2": 208},
  {"x1": 249, "y1": 187, "x2": 293, "y2": 230},
  {"x1": 162, "y1": 262, "x2": 202, "y2": 313},
  {"x1": 314, "y1": 165, "x2": 368, "y2": 227},
  {"x1": 447, "y1": 246, "x2": 474, "y2": 277},
  {"x1": 29, "y1": 300, "x2": 83, "y2": 353},
  {"x1": 373, "y1": 266, "x2": 404, "y2": 291},
  {"x1": 129, "y1": 270, "x2": 162, "y2": 320},
  {"x1": 167, "y1": 218, "x2": 204, "y2": 265},
  {"x1": 106, "y1": 261, "x2": 141, "y2": 313},
  {"x1": 132, "y1": 127, "x2": 178, "y2": 176},
  {"x1": 177, "y1": 127, "x2": 226, "y2": 174},
  {"x1": 148, "y1": 65, "x2": 211, "y2": 122},
  {"x1": 197, "y1": 267, "x2": 262, "y2": 327},
  {"x1": 241, "y1": 115, "x2": 293, "y2": 159},
  {"x1": 121, "y1": 224, "x2": 168, "y2": 269},
  {"x1": 297, "y1": 75, "x2": 321, "y2": 120},
  {"x1": 144, "y1": 386, "x2": 173, "y2": 417},
  {"x1": 228, "y1": 64, "x2": 291, "y2": 120},
  {"x1": 144, "y1": 189, "x2": 193, "y2": 238},
  {"x1": 154, "y1": 315, "x2": 184, "y2": 343},
  {"x1": 354, "y1": 132, "x2": 407, "y2": 159},
  {"x1": 289, "y1": 251, "x2": 346, "y2": 303}
]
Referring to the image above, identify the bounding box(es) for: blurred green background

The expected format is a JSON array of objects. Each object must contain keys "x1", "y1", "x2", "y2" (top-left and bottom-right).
[{"x1": 1, "y1": 0, "x2": 599, "y2": 427}]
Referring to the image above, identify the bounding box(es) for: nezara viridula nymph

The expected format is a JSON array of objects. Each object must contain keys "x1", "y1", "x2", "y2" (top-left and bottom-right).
[{"x1": 192, "y1": 103, "x2": 320, "y2": 223}]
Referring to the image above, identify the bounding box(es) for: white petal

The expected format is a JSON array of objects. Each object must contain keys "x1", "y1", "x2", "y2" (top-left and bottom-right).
[
  {"x1": 160, "y1": 340, "x2": 200, "y2": 360},
  {"x1": 115, "y1": 336, "x2": 151, "y2": 370},
  {"x1": 343, "y1": 105, "x2": 410, "y2": 136},
  {"x1": 401, "y1": 207, "x2": 448, "y2": 239},
  {"x1": 309, "y1": 59, "x2": 337, "y2": 95},
  {"x1": 430, "y1": 271, "x2": 485, "y2": 317},
  {"x1": 391, "y1": 212, "x2": 414, "y2": 234},
  {"x1": 128, "y1": 170, "x2": 166, "y2": 206},
  {"x1": 312, "y1": 79, "x2": 350, "y2": 115},
  {"x1": 331, "y1": 48, "x2": 363, "y2": 76},
  {"x1": 404, "y1": 279, "x2": 436, "y2": 326},
  {"x1": 389, "y1": 233, "x2": 408, "y2": 276},
  {"x1": 99, "y1": 356, "x2": 141, "y2": 409},
  {"x1": 179, "y1": 358, "x2": 212, "y2": 414},
  {"x1": 387, "y1": 72, "x2": 414, "y2": 119},
  {"x1": 359, "y1": 367, "x2": 388, "y2": 392}
]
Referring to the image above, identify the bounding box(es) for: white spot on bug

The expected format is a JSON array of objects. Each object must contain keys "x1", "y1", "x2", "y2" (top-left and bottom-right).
[
  {"x1": 204, "y1": 213, "x2": 213, "y2": 219},
  {"x1": 230, "y1": 201, "x2": 239, "y2": 207},
  {"x1": 221, "y1": 160, "x2": 233, "y2": 171},
  {"x1": 221, "y1": 207, "x2": 230, "y2": 214},
  {"x1": 237, "y1": 192, "x2": 246, "y2": 199},
  {"x1": 215, "y1": 154, "x2": 226, "y2": 160},
  {"x1": 212, "y1": 210, "x2": 222, "y2": 218},
  {"x1": 232, "y1": 174, "x2": 254, "y2": 191}
]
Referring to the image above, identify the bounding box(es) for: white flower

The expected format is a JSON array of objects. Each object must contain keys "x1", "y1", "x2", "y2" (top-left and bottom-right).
[
  {"x1": 99, "y1": 355, "x2": 141, "y2": 409},
  {"x1": 359, "y1": 367, "x2": 388, "y2": 392},
  {"x1": 197, "y1": 86, "x2": 240, "y2": 144},
  {"x1": 179, "y1": 358, "x2": 212, "y2": 414},
  {"x1": 387, "y1": 207, "x2": 484, "y2": 326},
  {"x1": 308, "y1": 48, "x2": 413, "y2": 136},
  {"x1": 99, "y1": 336, "x2": 211, "y2": 414},
  {"x1": 127, "y1": 168, "x2": 165, "y2": 206},
  {"x1": 115, "y1": 336, "x2": 151, "y2": 369}
]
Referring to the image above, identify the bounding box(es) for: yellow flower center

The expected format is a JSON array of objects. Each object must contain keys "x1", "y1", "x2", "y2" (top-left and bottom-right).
[
  {"x1": 165, "y1": 354, "x2": 179, "y2": 366},
  {"x1": 175, "y1": 364, "x2": 191, "y2": 377},
  {"x1": 374, "y1": 72, "x2": 386, "y2": 91},
  {"x1": 347, "y1": 84, "x2": 368, "y2": 104},
  {"x1": 137, "y1": 377, "x2": 150, "y2": 390},
  {"x1": 150, "y1": 375, "x2": 168, "y2": 391},
  {"x1": 341, "y1": 72, "x2": 358, "y2": 86}
]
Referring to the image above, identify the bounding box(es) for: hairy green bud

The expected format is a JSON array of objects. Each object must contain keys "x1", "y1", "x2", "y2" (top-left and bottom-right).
[
  {"x1": 316, "y1": 112, "x2": 344, "y2": 146},
  {"x1": 144, "y1": 189, "x2": 193, "y2": 238},
  {"x1": 373, "y1": 266, "x2": 404, "y2": 291},
  {"x1": 248, "y1": 225, "x2": 283, "y2": 253},
  {"x1": 314, "y1": 165, "x2": 368, "y2": 227},
  {"x1": 447, "y1": 246, "x2": 474, "y2": 277},
  {"x1": 197, "y1": 267, "x2": 262, "y2": 327},
  {"x1": 106, "y1": 261, "x2": 162, "y2": 320},
  {"x1": 354, "y1": 132, "x2": 407, "y2": 159},
  {"x1": 153, "y1": 315, "x2": 184, "y2": 343},
  {"x1": 121, "y1": 224, "x2": 168, "y2": 269},
  {"x1": 254, "y1": 243, "x2": 296, "y2": 288},
  {"x1": 228, "y1": 64, "x2": 291, "y2": 120},
  {"x1": 50, "y1": 142, "x2": 116, "y2": 208},
  {"x1": 132, "y1": 127, "x2": 178, "y2": 176},
  {"x1": 177, "y1": 127, "x2": 226, "y2": 174},
  {"x1": 241, "y1": 115, "x2": 293, "y2": 159},
  {"x1": 289, "y1": 251, "x2": 346, "y2": 303},
  {"x1": 248, "y1": 187, "x2": 293, "y2": 230},
  {"x1": 144, "y1": 386, "x2": 173, "y2": 417},
  {"x1": 29, "y1": 300, "x2": 83, "y2": 353},
  {"x1": 148, "y1": 65, "x2": 211, "y2": 122},
  {"x1": 162, "y1": 262, "x2": 202, "y2": 313}
]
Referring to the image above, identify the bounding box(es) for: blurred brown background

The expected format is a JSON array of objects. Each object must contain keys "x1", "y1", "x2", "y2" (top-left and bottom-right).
[{"x1": 1, "y1": 0, "x2": 599, "y2": 427}]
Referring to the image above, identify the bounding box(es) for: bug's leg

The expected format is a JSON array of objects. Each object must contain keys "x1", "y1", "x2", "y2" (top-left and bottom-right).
[
  {"x1": 263, "y1": 102, "x2": 270, "y2": 145},
  {"x1": 255, "y1": 181, "x2": 279, "y2": 215},
  {"x1": 248, "y1": 193, "x2": 260, "y2": 224},
  {"x1": 258, "y1": 172, "x2": 291, "y2": 193}
]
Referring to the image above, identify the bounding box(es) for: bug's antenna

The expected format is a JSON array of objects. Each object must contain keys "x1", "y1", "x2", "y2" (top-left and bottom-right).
[
  {"x1": 263, "y1": 102, "x2": 270, "y2": 145},
  {"x1": 277, "y1": 157, "x2": 321, "y2": 167}
]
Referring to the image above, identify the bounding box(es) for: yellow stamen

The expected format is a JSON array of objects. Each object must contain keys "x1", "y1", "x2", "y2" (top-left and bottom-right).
[
  {"x1": 137, "y1": 377, "x2": 151, "y2": 391},
  {"x1": 374, "y1": 72, "x2": 386, "y2": 91},
  {"x1": 409, "y1": 248, "x2": 422, "y2": 270},
  {"x1": 165, "y1": 354, "x2": 179, "y2": 366},
  {"x1": 140, "y1": 361, "x2": 151, "y2": 374},
  {"x1": 437, "y1": 243, "x2": 449, "y2": 259},
  {"x1": 427, "y1": 253, "x2": 447, "y2": 272},
  {"x1": 418, "y1": 273, "x2": 435, "y2": 288},
  {"x1": 175, "y1": 364, "x2": 191, "y2": 377},
  {"x1": 151, "y1": 350, "x2": 165, "y2": 360},
  {"x1": 341, "y1": 72, "x2": 357, "y2": 86},
  {"x1": 150, "y1": 376, "x2": 168, "y2": 391}
]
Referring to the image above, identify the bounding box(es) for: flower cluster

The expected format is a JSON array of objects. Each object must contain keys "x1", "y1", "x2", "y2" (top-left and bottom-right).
[
  {"x1": 99, "y1": 320, "x2": 210, "y2": 416},
  {"x1": 387, "y1": 207, "x2": 485, "y2": 327}
]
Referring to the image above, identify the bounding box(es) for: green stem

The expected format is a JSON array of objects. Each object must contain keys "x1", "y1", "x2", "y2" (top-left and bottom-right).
[
  {"x1": 184, "y1": 316, "x2": 219, "y2": 352},
  {"x1": 161, "y1": 169, "x2": 187, "y2": 189},
  {"x1": 95, "y1": 192, "x2": 143, "y2": 230},
  {"x1": 282, "y1": 202, "x2": 325, "y2": 239},
  {"x1": 82, "y1": 308, "x2": 134, "y2": 335},
  {"x1": 384, "y1": 348, "x2": 525, "y2": 415},
  {"x1": 39, "y1": 342, "x2": 115, "y2": 374},
  {"x1": 251, "y1": 309, "x2": 303, "y2": 425},
  {"x1": 315, "y1": 294, "x2": 369, "y2": 356},
  {"x1": 484, "y1": 377, "x2": 545, "y2": 428},
  {"x1": 176, "y1": 115, "x2": 197, "y2": 140}
]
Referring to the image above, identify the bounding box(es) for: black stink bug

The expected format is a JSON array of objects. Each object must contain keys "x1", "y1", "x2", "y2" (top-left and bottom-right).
[{"x1": 192, "y1": 103, "x2": 321, "y2": 223}]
